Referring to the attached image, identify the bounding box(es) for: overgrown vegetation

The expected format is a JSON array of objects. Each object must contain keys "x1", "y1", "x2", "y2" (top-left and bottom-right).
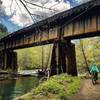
[{"x1": 16, "y1": 74, "x2": 81, "y2": 100}]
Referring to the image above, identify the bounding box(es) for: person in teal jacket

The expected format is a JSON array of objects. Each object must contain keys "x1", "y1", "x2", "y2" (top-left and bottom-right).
[{"x1": 90, "y1": 63, "x2": 99, "y2": 80}]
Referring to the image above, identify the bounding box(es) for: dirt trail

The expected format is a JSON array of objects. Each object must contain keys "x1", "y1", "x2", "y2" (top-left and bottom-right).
[{"x1": 71, "y1": 79, "x2": 100, "y2": 100}]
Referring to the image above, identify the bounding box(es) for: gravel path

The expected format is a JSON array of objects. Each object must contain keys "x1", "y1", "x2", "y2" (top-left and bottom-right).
[{"x1": 71, "y1": 79, "x2": 100, "y2": 100}]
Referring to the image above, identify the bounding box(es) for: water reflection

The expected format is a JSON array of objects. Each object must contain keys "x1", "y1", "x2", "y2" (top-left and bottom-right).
[
  {"x1": 0, "y1": 79, "x2": 16, "y2": 100},
  {"x1": 0, "y1": 77, "x2": 39, "y2": 100}
]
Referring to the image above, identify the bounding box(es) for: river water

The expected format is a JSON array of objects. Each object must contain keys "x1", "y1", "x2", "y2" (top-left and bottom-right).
[{"x1": 0, "y1": 76, "x2": 39, "y2": 100}]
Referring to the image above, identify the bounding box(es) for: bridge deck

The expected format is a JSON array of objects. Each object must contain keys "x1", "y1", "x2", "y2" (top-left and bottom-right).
[{"x1": 0, "y1": 0, "x2": 100, "y2": 50}]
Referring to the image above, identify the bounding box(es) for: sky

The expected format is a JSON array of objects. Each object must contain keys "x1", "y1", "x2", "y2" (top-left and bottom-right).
[{"x1": 0, "y1": 0, "x2": 90, "y2": 32}]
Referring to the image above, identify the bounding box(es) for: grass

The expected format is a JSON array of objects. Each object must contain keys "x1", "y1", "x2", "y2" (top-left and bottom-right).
[{"x1": 15, "y1": 74, "x2": 82, "y2": 100}]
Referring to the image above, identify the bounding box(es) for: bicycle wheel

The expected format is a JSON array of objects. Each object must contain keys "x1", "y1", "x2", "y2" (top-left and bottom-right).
[{"x1": 92, "y1": 77, "x2": 96, "y2": 85}]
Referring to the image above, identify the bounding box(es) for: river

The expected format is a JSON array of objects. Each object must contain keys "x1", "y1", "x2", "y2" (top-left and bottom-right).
[{"x1": 0, "y1": 76, "x2": 39, "y2": 100}]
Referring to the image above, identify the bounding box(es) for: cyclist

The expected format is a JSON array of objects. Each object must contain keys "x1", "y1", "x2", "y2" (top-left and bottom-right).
[{"x1": 90, "y1": 63, "x2": 99, "y2": 82}]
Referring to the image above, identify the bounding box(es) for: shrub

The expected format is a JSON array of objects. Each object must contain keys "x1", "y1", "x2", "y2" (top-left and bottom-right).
[{"x1": 16, "y1": 74, "x2": 82, "y2": 100}]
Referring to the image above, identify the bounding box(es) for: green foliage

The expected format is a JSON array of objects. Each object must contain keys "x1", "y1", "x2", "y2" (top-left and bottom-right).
[
  {"x1": 17, "y1": 74, "x2": 81, "y2": 100},
  {"x1": 59, "y1": 91, "x2": 68, "y2": 100},
  {"x1": 66, "y1": 78, "x2": 81, "y2": 99},
  {"x1": 33, "y1": 79, "x2": 64, "y2": 95},
  {"x1": 75, "y1": 37, "x2": 100, "y2": 72},
  {"x1": 16, "y1": 47, "x2": 41, "y2": 70},
  {"x1": 16, "y1": 44, "x2": 52, "y2": 70},
  {"x1": 0, "y1": 24, "x2": 8, "y2": 39}
]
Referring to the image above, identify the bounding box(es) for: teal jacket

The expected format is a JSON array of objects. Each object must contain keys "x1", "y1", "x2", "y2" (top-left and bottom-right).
[{"x1": 90, "y1": 64, "x2": 99, "y2": 73}]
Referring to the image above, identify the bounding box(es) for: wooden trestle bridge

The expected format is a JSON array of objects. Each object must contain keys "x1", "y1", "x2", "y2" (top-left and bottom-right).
[{"x1": 0, "y1": 0, "x2": 100, "y2": 76}]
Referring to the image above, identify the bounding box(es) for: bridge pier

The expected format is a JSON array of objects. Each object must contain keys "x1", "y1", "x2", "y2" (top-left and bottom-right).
[
  {"x1": 0, "y1": 50, "x2": 17, "y2": 71},
  {"x1": 50, "y1": 40, "x2": 77, "y2": 76},
  {"x1": 0, "y1": 51, "x2": 4, "y2": 69}
]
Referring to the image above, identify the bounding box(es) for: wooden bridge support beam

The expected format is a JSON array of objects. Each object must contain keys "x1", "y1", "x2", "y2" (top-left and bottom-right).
[
  {"x1": 50, "y1": 40, "x2": 77, "y2": 76},
  {"x1": 0, "y1": 51, "x2": 3, "y2": 69},
  {"x1": 0, "y1": 50, "x2": 17, "y2": 71},
  {"x1": 0, "y1": 51, "x2": 5, "y2": 69}
]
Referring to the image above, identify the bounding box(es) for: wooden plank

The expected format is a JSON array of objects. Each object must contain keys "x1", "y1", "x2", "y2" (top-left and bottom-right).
[
  {"x1": 15, "y1": 40, "x2": 18, "y2": 46},
  {"x1": 19, "y1": 38, "x2": 23, "y2": 46},
  {"x1": 49, "y1": 28, "x2": 58, "y2": 39},
  {"x1": 78, "y1": 20, "x2": 84, "y2": 34},
  {"x1": 85, "y1": 16, "x2": 97, "y2": 33},
  {"x1": 23, "y1": 36, "x2": 25, "y2": 45},
  {"x1": 12, "y1": 39, "x2": 16, "y2": 48},
  {"x1": 64, "y1": 25, "x2": 68, "y2": 37},
  {"x1": 16, "y1": 39, "x2": 18, "y2": 46},
  {"x1": 73, "y1": 21, "x2": 79, "y2": 35},
  {"x1": 41, "y1": 30, "x2": 49, "y2": 41},
  {"x1": 16, "y1": 39, "x2": 19, "y2": 46},
  {"x1": 14, "y1": 40, "x2": 16, "y2": 47},
  {"x1": 23, "y1": 36, "x2": 29, "y2": 45},
  {"x1": 91, "y1": 16, "x2": 97, "y2": 32},
  {"x1": 29, "y1": 34, "x2": 35, "y2": 44},
  {"x1": 34, "y1": 33, "x2": 40, "y2": 42},
  {"x1": 24, "y1": 37, "x2": 28, "y2": 44},
  {"x1": 12, "y1": 41, "x2": 15, "y2": 47},
  {"x1": 64, "y1": 23, "x2": 73, "y2": 37},
  {"x1": 27, "y1": 36, "x2": 31, "y2": 44},
  {"x1": 28, "y1": 35, "x2": 32, "y2": 44},
  {"x1": 17, "y1": 39, "x2": 21, "y2": 46},
  {"x1": 84, "y1": 17, "x2": 91, "y2": 33},
  {"x1": 25, "y1": 37, "x2": 29, "y2": 44},
  {"x1": 97, "y1": 15, "x2": 100, "y2": 31}
]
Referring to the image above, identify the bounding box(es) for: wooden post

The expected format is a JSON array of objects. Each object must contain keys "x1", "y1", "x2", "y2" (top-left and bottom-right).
[
  {"x1": 8, "y1": 50, "x2": 18, "y2": 71},
  {"x1": 65, "y1": 41, "x2": 77, "y2": 76},
  {"x1": 1, "y1": 50, "x2": 18, "y2": 71},
  {"x1": 0, "y1": 51, "x2": 5, "y2": 69},
  {"x1": 0, "y1": 51, "x2": 2, "y2": 69},
  {"x1": 12, "y1": 51, "x2": 17, "y2": 71},
  {"x1": 1, "y1": 51, "x2": 4, "y2": 69},
  {"x1": 4, "y1": 51, "x2": 7, "y2": 69},
  {"x1": 50, "y1": 43, "x2": 58, "y2": 76},
  {"x1": 50, "y1": 40, "x2": 77, "y2": 76},
  {"x1": 6, "y1": 50, "x2": 12, "y2": 69}
]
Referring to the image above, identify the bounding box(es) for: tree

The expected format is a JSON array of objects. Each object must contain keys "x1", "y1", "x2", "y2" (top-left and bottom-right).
[
  {"x1": 0, "y1": 24, "x2": 8, "y2": 39},
  {"x1": 16, "y1": 44, "x2": 52, "y2": 70},
  {"x1": 0, "y1": 0, "x2": 2, "y2": 6},
  {"x1": 79, "y1": 40, "x2": 90, "y2": 73},
  {"x1": 75, "y1": 37, "x2": 100, "y2": 73}
]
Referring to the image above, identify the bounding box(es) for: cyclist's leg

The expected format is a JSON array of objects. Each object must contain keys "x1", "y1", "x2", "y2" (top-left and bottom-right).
[{"x1": 96, "y1": 72, "x2": 98, "y2": 80}]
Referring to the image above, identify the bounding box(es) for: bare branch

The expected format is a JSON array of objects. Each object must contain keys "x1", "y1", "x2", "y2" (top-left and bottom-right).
[
  {"x1": 10, "y1": 0, "x2": 14, "y2": 14},
  {"x1": 23, "y1": 0, "x2": 58, "y2": 12},
  {"x1": 19, "y1": 0, "x2": 36, "y2": 23},
  {"x1": 15, "y1": 0, "x2": 23, "y2": 14}
]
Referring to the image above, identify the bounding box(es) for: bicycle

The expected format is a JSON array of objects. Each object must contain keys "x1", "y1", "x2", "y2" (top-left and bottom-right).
[{"x1": 91, "y1": 72, "x2": 98, "y2": 85}]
